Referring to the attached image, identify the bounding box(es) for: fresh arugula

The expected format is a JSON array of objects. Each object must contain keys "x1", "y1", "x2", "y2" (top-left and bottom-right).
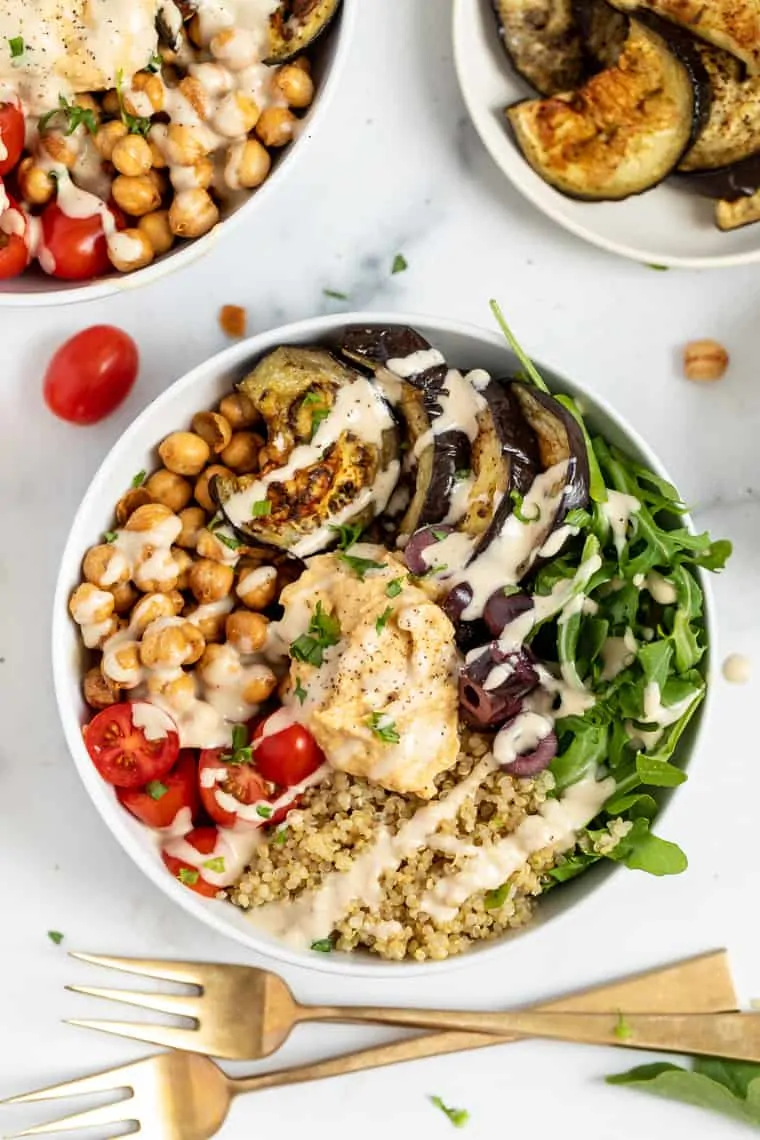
[
  {"x1": 607, "y1": 1058, "x2": 760, "y2": 1131},
  {"x1": 290, "y1": 602, "x2": 341, "y2": 667}
]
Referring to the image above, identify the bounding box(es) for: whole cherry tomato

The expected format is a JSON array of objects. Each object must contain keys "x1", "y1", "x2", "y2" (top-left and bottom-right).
[{"x1": 43, "y1": 324, "x2": 138, "y2": 425}]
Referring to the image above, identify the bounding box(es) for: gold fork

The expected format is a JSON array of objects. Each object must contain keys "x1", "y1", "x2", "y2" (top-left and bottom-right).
[
  {"x1": 4, "y1": 951, "x2": 739, "y2": 1139},
  {"x1": 65, "y1": 948, "x2": 736, "y2": 1060}
]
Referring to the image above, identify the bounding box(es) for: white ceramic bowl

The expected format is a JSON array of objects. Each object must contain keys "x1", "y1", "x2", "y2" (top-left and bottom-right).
[
  {"x1": 0, "y1": 2, "x2": 354, "y2": 308},
  {"x1": 453, "y1": 0, "x2": 760, "y2": 269},
  {"x1": 52, "y1": 311, "x2": 714, "y2": 976}
]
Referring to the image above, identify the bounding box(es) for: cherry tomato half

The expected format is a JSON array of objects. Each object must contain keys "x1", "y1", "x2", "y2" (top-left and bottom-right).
[
  {"x1": 0, "y1": 193, "x2": 29, "y2": 279},
  {"x1": 84, "y1": 702, "x2": 179, "y2": 789},
  {"x1": 117, "y1": 751, "x2": 199, "y2": 830},
  {"x1": 43, "y1": 324, "x2": 139, "y2": 425},
  {"x1": 199, "y1": 747, "x2": 272, "y2": 829},
  {"x1": 0, "y1": 103, "x2": 24, "y2": 177},
  {"x1": 39, "y1": 200, "x2": 121, "y2": 280},
  {"x1": 253, "y1": 715, "x2": 325, "y2": 788},
  {"x1": 162, "y1": 826, "x2": 221, "y2": 898}
]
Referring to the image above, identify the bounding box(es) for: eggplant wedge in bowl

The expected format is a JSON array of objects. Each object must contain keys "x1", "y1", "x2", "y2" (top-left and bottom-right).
[{"x1": 65, "y1": 318, "x2": 730, "y2": 962}]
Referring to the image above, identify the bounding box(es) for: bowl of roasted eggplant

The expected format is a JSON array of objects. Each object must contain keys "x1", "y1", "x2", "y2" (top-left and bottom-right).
[
  {"x1": 53, "y1": 310, "x2": 728, "y2": 973},
  {"x1": 454, "y1": 0, "x2": 760, "y2": 267}
]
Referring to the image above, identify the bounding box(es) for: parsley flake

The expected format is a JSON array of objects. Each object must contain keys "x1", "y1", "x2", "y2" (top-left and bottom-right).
[
  {"x1": 146, "y1": 51, "x2": 163, "y2": 73},
  {"x1": 385, "y1": 577, "x2": 404, "y2": 598},
  {"x1": 430, "y1": 1096, "x2": 469, "y2": 1128},
  {"x1": 221, "y1": 724, "x2": 253, "y2": 766},
  {"x1": 251, "y1": 499, "x2": 272, "y2": 517},
  {"x1": 309, "y1": 406, "x2": 330, "y2": 440},
  {"x1": 115, "y1": 68, "x2": 152, "y2": 136},
  {"x1": 338, "y1": 553, "x2": 386, "y2": 580},
  {"x1": 391, "y1": 253, "x2": 408, "y2": 274},
  {"x1": 310, "y1": 937, "x2": 334, "y2": 953},
  {"x1": 146, "y1": 780, "x2": 168, "y2": 801},
  {"x1": 103, "y1": 530, "x2": 118, "y2": 544},
  {"x1": 614, "y1": 1012, "x2": 633, "y2": 1041},
  {"x1": 294, "y1": 676, "x2": 308, "y2": 705},
  {"x1": 323, "y1": 289, "x2": 348, "y2": 300},
  {"x1": 290, "y1": 601, "x2": 341, "y2": 667},
  {"x1": 454, "y1": 468, "x2": 471, "y2": 481},
  {"x1": 47, "y1": 930, "x2": 64, "y2": 946},
  {"x1": 131, "y1": 470, "x2": 147, "y2": 488},
  {"x1": 510, "y1": 489, "x2": 541, "y2": 524},
  {"x1": 178, "y1": 868, "x2": 199, "y2": 886},
  {"x1": 483, "y1": 882, "x2": 510, "y2": 910},
  {"x1": 366, "y1": 712, "x2": 400, "y2": 744},
  {"x1": 431, "y1": 529, "x2": 449, "y2": 541},
  {"x1": 39, "y1": 94, "x2": 98, "y2": 137},
  {"x1": 216, "y1": 531, "x2": 241, "y2": 552},
  {"x1": 273, "y1": 826, "x2": 288, "y2": 846},
  {"x1": 329, "y1": 520, "x2": 364, "y2": 549},
  {"x1": 375, "y1": 606, "x2": 393, "y2": 634},
  {"x1": 256, "y1": 803, "x2": 273, "y2": 820},
  {"x1": 8, "y1": 36, "x2": 24, "y2": 59},
  {"x1": 203, "y1": 856, "x2": 226, "y2": 873}
]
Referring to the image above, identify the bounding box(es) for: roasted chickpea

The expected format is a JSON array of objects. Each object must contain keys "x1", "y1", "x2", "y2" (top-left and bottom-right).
[
  {"x1": 83, "y1": 666, "x2": 121, "y2": 710},
  {"x1": 40, "y1": 132, "x2": 78, "y2": 169},
  {"x1": 219, "y1": 392, "x2": 258, "y2": 429},
  {"x1": 255, "y1": 106, "x2": 296, "y2": 148},
  {"x1": 109, "y1": 580, "x2": 140, "y2": 614},
  {"x1": 188, "y1": 558, "x2": 235, "y2": 604},
  {"x1": 195, "y1": 527, "x2": 239, "y2": 564},
  {"x1": 194, "y1": 464, "x2": 233, "y2": 513},
  {"x1": 187, "y1": 13, "x2": 204, "y2": 47},
  {"x1": 103, "y1": 638, "x2": 142, "y2": 687},
  {"x1": 292, "y1": 55, "x2": 311, "y2": 73},
  {"x1": 184, "y1": 597, "x2": 233, "y2": 642},
  {"x1": 168, "y1": 188, "x2": 219, "y2": 238},
  {"x1": 169, "y1": 156, "x2": 214, "y2": 192},
  {"x1": 133, "y1": 552, "x2": 180, "y2": 595},
  {"x1": 226, "y1": 610, "x2": 269, "y2": 654},
  {"x1": 164, "y1": 123, "x2": 209, "y2": 167},
  {"x1": 125, "y1": 502, "x2": 178, "y2": 533},
  {"x1": 683, "y1": 339, "x2": 729, "y2": 382},
  {"x1": 129, "y1": 71, "x2": 165, "y2": 113},
  {"x1": 94, "y1": 119, "x2": 128, "y2": 161},
  {"x1": 111, "y1": 133, "x2": 153, "y2": 177},
  {"x1": 17, "y1": 157, "x2": 55, "y2": 206},
  {"x1": 144, "y1": 469, "x2": 193, "y2": 513},
  {"x1": 213, "y1": 91, "x2": 260, "y2": 137},
  {"x1": 236, "y1": 564, "x2": 277, "y2": 610},
  {"x1": 209, "y1": 27, "x2": 256, "y2": 69},
  {"x1": 170, "y1": 547, "x2": 194, "y2": 590},
  {"x1": 176, "y1": 506, "x2": 207, "y2": 549},
  {"x1": 192, "y1": 411, "x2": 232, "y2": 454},
  {"x1": 147, "y1": 670, "x2": 196, "y2": 710},
  {"x1": 112, "y1": 173, "x2": 162, "y2": 217},
  {"x1": 69, "y1": 583, "x2": 115, "y2": 625},
  {"x1": 158, "y1": 431, "x2": 211, "y2": 477},
  {"x1": 115, "y1": 487, "x2": 152, "y2": 525},
  {"x1": 83, "y1": 614, "x2": 122, "y2": 649},
  {"x1": 242, "y1": 666, "x2": 278, "y2": 705},
  {"x1": 273, "y1": 64, "x2": 314, "y2": 109},
  {"x1": 167, "y1": 588, "x2": 186, "y2": 614},
  {"x1": 101, "y1": 88, "x2": 121, "y2": 115},
  {"x1": 220, "y1": 431, "x2": 261, "y2": 474},
  {"x1": 148, "y1": 167, "x2": 170, "y2": 198},
  {"x1": 108, "y1": 228, "x2": 155, "y2": 272},
  {"x1": 224, "y1": 138, "x2": 271, "y2": 190},
  {"x1": 140, "y1": 620, "x2": 205, "y2": 668},
  {"x1": 83, "y1": 543, "x2": 130, "y2": 588},
  {"x1": 138, "y1": 209, "x2": 174, "y2": 255},
  {"x1": 178, "y1": 75, "x2": 210, "y2": 120},
  {"x1": 148, "y1": 134, "x2": 168, "y2": 169},
  {"x1": 130, "y1": 592, "x2": 178, "y2": 634}
]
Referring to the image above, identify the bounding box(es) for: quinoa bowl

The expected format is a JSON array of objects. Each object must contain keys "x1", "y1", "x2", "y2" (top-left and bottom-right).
[{"x1": 52, "y1": 311, "x2": 724, "y2": 975}]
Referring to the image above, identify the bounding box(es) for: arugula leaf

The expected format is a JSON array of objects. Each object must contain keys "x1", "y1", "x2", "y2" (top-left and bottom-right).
[
  {"x1": 489, "y1": 299, "x2": 549, "y2": 393},
  {"x1": 309, "y1": 406, "x2": 330, "y2": 440},
  {"x1": 545, "y1": 851, "x2": 599, "y2": 884},
  {"x1": 339, "y1": 553, "x2": 386, "y2": 580},
  {"x1": 603, "y1": 817, "x2": 687, "y2": 875},
  {"x1": 483, "y1": 882, "x2": 511, "y2": 910},
  {"x1": 607, "y1": 1059, "x2": 760, "y2": 1130},
  {"x1": 635, "y1": 754, "x2": 688, "y2": 788},
  {"x1": 638, "y1": 641, "x2": 672, "y2": 690},
  {"x1": 555, "y1": 395, "x2": 607, "y2": 504},
  {"x1": 551, "y1": 723, "x2": 609, "y2": 792}
]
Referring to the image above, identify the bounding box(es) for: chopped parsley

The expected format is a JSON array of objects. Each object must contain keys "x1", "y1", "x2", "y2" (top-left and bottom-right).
[
  {"x1": 256, "y1": 803, "x2": 273, "y2": 820},
  {"x1": 646, "y1": 263, "x2": 669, "y2": 271},
  {"x1": 39, "y1": 94, "x2": 98, "y2": 137},
  {"x1": 509, "y1": 489, "x2": 541, "y2": 524},
  {"x1": 203, "y1": 857, "x2": 226, "y2": 874},
  {"x1": 483, "y1": 882, "x2": 510, "y2": 910},
  {"x1": 146, "y1": 780, "x2": 168, "y2": 801},
  {"x1": 385, "y1": 577, "x2": 404, "y2": 598},
  {"x1": 221, "y1": 724, "x2": 253, "y2": 766},
  {"x1": 115, "y1": 68, "x2": 152, "y2": 136},
  {"x1": 375, "y1": 606, "x2": 393, "y2": 634},
  {"x1": 323, "y1": 289, "x2": 348, "y2": 300},
  {"x1": 366, "y1": 712, "x2": 400, "y2": 744},
  {"x1": 215, "y1": 531, "x2": 241, "y2": 552},
  {"x1": 391, "y1": 253, "x2": 408, "y2": 274},
  {"x1": 310, "y1": 937, "x2": 334, "y2": 953},
  {"x1": 273, "y1": 826, "x2": 288, "y2": 846},
  {"x1": 103, "y1": 530, "x2": 118, "y2": 544},
  {"x1": 614, "y1": 1012, "x2": 633, "y2": 1041},
  {"x1": 502, "y1": 584, "x2": 521, "y2": 596},
  {"x1": 424, "y1": 563, "x2": 448, "y2": 575},
  {"x1": 47, "y1": 931, "x2": 64, "y2": 946},
  {"x1": 8, "y1": 36, "x2": 24, "y2": 59},
  {"x1": 131, "y1": 470, "x2": 147, "y2": 488},
  {"x1": 289, "y1": 601, "x2": 341, "y2": 667},
  {"x1": 431, "y1": 529, "x2": 449, "y2": 541},
  {"x1": 309, "y1": 406, "x2": 330, "y2": 440},
  {"x1": 429, "y1": 1096, "x2": 469, "y2": 1128},
  {"x1": 454, "y1": 468, "x2": 471, "y2": 481},
  {"x1": 178, "y1": 868, "x2": 199, "y2": 886},
  {"x1": 338, "y1": 553, "x2": 386, "y2": 580},
  {"x1": 329, "y1": 520, "x2": 364, "y2": 549},
  {"x1": 251, "y1": 499, "x2": 272, "y2": 518},
  {"x1": 294, "y1": 676, "x2": 308, "y2": 705},
  {"x1": 146, "y1": 51, "x2": 163, "y2": 73}
]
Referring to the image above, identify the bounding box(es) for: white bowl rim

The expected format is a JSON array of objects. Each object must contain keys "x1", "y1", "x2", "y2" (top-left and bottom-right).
[
  {"x1": 451, "y1": 0, "x2": 760, "y2": 271},
  {"x1": 52, "y1": 309, "x2": 715, "y2": 977},
  {"x1": 0, "y1": 0, "x2": 356, "y2": 308}
]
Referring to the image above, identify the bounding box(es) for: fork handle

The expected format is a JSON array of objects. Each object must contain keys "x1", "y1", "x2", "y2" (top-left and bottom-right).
[{"x1": 304, "y1": 1009, "x2": 760, "y2": 1062}]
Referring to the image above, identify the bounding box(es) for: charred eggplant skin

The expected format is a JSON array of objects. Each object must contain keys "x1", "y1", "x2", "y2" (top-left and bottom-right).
[
  {"x1": 679, "y1": 151, "x2": 760, "y2": 201},
  {"x1": 265, "y1": 0, "x2": 341, "y2": 64},
  {"x1": 491, "y1": 0, "x2": 586, "y2": 96},
  {"x1": 511, "y1": 381, "x2": 589, "y2": 511}
]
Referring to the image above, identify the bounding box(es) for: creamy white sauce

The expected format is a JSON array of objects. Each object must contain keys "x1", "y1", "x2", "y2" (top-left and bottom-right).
[
  {"x1": 600, "y1": 491, "x2": 640, "y2": 556},
  {"x1": 493, "y1": 711, "x2": 554, "y2": 769},
  {"x1": 386, "y1": 349, "x2": 445, "y2": 379},
  {"x1": 722, "y1": 653, "x2": 751, "y2": 685},
  {"x1": 496, "y1": 546, "x2": 603, "y2": 653},
  {"x1": 211, "y1": 761, "x2": 329, "y2": 824},
  {"x1": 237, "y1": 565, "x2": 277, "y2": 601},
  {"x1": 538, "y1": 524, "x2": 579, "y2": 560},
  {"x1": 432, "y1": 369, "x2": 487, "y2": 443},
  {"x1": 600, "y1": 628, "x2": 638, "y2": 682},
  {"x1": 644, "y1": 571, "x2": 678, "y2": 606},
  {"x1": 626, "y1": 683, "x2": 701, "y2": 751},
  {"x1": 132, "y1": 701, "x2": 175, "y2": 741}
]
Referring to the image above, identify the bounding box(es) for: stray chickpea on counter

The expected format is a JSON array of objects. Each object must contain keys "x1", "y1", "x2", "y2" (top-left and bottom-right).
[{"x1": 0, "y1": 0, "x2": 340, "y2": 283}]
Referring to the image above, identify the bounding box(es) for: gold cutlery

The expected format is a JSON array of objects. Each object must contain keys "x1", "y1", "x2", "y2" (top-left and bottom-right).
[
  {"x1": 65, "y1": 948, "x2": 735, "y2": 1060},
  {"x1": 4, "y1": 951, "x2": 740, "y2": 1139}
]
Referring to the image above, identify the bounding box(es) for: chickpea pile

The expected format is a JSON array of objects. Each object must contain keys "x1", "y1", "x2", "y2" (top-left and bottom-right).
[
  {"x1": 69, "y1": 388, "x2": 289, "y2": 727},
  {"x1": 21, "y1": 17, "x2": 317, "y2": 275}
]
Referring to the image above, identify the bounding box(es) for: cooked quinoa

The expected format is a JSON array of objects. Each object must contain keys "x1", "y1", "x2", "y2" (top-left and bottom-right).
[{"x1": 229, "y1": 732, "x2": 562, "y2": 962}]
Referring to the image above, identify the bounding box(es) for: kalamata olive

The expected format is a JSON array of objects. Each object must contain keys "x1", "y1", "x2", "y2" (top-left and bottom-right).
[
  {"x1": 458, "y1": 645, "x2": 539, "y2": 727},
  {"x1": 441, "y1": 583, "x2": 489, "y2": 652},
  {"x1": 501, "y1": 731, "x2": 558, "y2": 777},
  {"x1": 484, "y1": 589, "x2": 534, "y2": 637},
  {"x1": 404, "y1": 524, "x2": 453, "y2": 574}
]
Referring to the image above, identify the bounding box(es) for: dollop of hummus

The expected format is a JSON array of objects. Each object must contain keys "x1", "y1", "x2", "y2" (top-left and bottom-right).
[{"x1": 271, "y1": 545, "x2": 460, "y2": 797}]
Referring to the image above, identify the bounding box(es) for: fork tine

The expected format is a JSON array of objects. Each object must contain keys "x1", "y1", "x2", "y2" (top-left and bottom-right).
[
  {"x1": 69, "y1": 951, "x2": 202, "y2": 986},
  {"x1": 65, "y1": 1017, "x2": 197, "y2": 1051},
  {"x1": 7, "y1": 1095, "x2": 134, "y2": 1137},
  {"x1": 4, "y1": 1065, "x2": 131, "y2": 1105},
  {"x1": 66, "y1": 984, "x2": 199, "y2": 1020}
]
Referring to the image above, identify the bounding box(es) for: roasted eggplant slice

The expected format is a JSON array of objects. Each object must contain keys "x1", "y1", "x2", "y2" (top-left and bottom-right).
[
  {"x1": 607, "y1": 0, "x2": 760, "y2": 74},
  {"x1": 679, "y1": 149, "x2": 760, "y2": 200},
  {"x1": 679, "y1": 44, "x2": 760, "y2": 172},
  {"x1": 266, "y1": 0, "x2": 341, "y2": 63},
  {"x1": 715, "y1": 190, "x2": 760, "y2": 230},
  {"x1": 212, "y1": 346, "x2": 399, "y2": 554},
  {"x1": 506, "y1": 19, "x2": 704, "y2": 200},
  {"x1": 491, "y1": 0, "x2": 586, "y2": 95},
  {"x1": 574, "y1": 0, "x2": 628, "y2": 72},
  {"x1": 511, "y1": 381, "x2": 589, "y2": 510}
]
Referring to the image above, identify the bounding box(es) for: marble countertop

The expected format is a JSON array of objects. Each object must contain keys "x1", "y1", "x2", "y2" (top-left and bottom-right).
[{"x1": 1, "y1": 1, "x2": 759, "y2": 1136}]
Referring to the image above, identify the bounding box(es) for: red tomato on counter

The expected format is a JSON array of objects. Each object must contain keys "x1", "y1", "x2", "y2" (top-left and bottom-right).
[
  {"x1": 0, "y1": 103, "x2": 24, "y2": 177},
  {"x1": 83, "y1": 702, "x2": 179, "y2": 789},
  {"x1": 43, "y1": 324, "x2": 138, "y2": 424},
  {"x1": 117, "y1": 751, "x2": 199, "y2": 829},
  {"x1": 162, "y1": 826, "x2": 222, "y2": 898}
]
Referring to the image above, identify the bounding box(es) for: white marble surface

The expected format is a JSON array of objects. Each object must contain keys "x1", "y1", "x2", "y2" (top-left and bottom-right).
[{"x1": 1, "y1": 1, "x2": 760, "y2": 1136}]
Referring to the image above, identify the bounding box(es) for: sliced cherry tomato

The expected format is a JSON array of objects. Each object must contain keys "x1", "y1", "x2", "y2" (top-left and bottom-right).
[
  {"x1": 43, "y1": 324, "x2": 139, "y2": 425},
  {"x1": 84, "y1": 702, "x2": 179, "y2": 789},
  {"x1": 253, "y1": 715, "x2": 325, "y2": 788},
  {"x1": 39, "y1": 200, "x2": 123, "y2": 280},
  {"x1": 162, "y1": 826, "x2": 221, "y2": 898},
  {"x1": 199, "y1": 747, "x2": 272, "y2": 829},
  {"x1": 0, "y1": 103, "x2": 24, "y2": 177},
  {"x1": 117, "y1": 751, "x2": 199, "y2": 830},
  {"x1": 0, "y1": 193, "x2": 29, "y2": 279}
]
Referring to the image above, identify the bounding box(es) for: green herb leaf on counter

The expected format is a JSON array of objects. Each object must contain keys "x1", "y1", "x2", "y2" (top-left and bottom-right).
[
  {"x1": 375, "y1": 606, "x2": 393, "y2": 634},
  {"x1": 256, "y1": 804, "x2": 273, "y2": 820},
  {"x1": 204, "y1": 857, "x2": 225, "y2": 873},
  {"x1": 339, "y1": 553, "x2": 386, "y2": 580},
  {"x1": 47, "y1": 931, "x2": 64, "y2": 946},
  {"x1": 294, "y1": 676, "x2": 308, "y2": 705},
  {"x1": 251, "y1": 499, "x2": 272, "y2": 517},
  {"x1": 8, "y1": 36, "x2": 24, "y2": 59},
  {"x1": 366, "y1": 712, "x2": 400, "y2": 744},
  {"x1": 607, "y1": 1058, "x2": 760, "y2": 1130},
  {"x1": 103, "y1": 531, "x2": 118, "y2": 544},
  {"x1": 310, "y1": 938, "x2": 334, "y2": 953},
  {"x1": 391, "y1": 253, "x2": 408, "y2": 274},
  {"x1": 131, "y1": 470, "x2": 147, "y2": 488},
  {"x1": 146, "y1": 780, "x2": 168, "y2": 801},
  {"x1": 385, "y1": 577, "x2": 404, "y2": 598},
  {"x1": 646, "y1": 263, "x2": 669, "y2": 271},
  {"x1": 39, "y1": 94, "x2": 98, "y2": 137},
  {"x1": 509, "y1": 489, "x2": 541, "y2": 524},
  {"x1": 614, "y1": 1012, "x2": 632, "y2": 1041},
  {"x1": 330, "y1": 521, "x2": 364, "y2": 549},
  {"x1": 323, "y1": 289, "x2": 348, "y2": 301},
  {"x1": 216, "y1": 531, "x2": 241, "y2": 552},
  {"x1": 290, "y1": 601, "x2": 341, "y2": 667},
  {"x1": 178, "y1": 868, "x2": 199, "y2": 886},
  {"x1": 221, "y1": 724, "x2": 253, "y2": 766},
  {"x1": 430, "y1": 1096, "x2": 470, "y2": 1128}
]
